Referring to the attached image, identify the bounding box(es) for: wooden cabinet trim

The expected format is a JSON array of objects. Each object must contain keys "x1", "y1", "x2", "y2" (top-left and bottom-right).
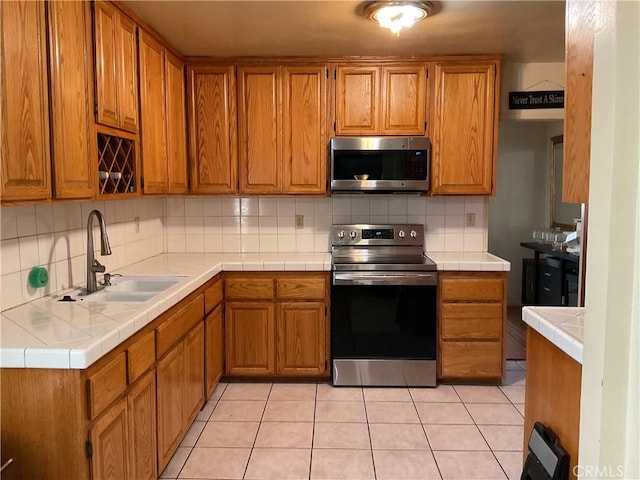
[{"x1": 87, "y1": 351, "x2": 127, "y2": 419}]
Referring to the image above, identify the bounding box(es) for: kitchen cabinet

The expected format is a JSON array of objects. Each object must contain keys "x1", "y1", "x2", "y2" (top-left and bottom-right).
[
  {"x1": 0, "y1": 0, "x2": 52, "y2": 202},
  {"x1": 90, "y1": 396, "x2": 129, "y2": 480},
  {"x1": 93, "y1": 0, "x2": 138, "y2": 133},
  {"x1": 187, "y1": 65, "x2": 238, "y2": 194},
  {"x1": 563, "y1": 0, "x2": 595, "y2": 203},
  {"x1": 204, "y1": 278, "x2": 224, "y2": 397},
  {"x1": 431, "y1": 61, "x2": 499, "y2": 195},
  {"x1": 126, "y1": 370, "x2": 157, "y2": 480},
  {"x1": 437, "y1": 272, "x2": 506, "y2": 380},
  {"x1": 224, "y1": 273, "x2": 329, "y2": 377},
  {"x1": 335, "y1": 64, "x2": 427, "y2": 136},
  {"x1": 165, "y1": 51, "x2": 189, "y2": 194},
  {"x1": 238, "y1": 64, "x2": 328, "y2": 194},
  {"x1": 47, "y1": 0, "x2": 95, "y2": 199}
]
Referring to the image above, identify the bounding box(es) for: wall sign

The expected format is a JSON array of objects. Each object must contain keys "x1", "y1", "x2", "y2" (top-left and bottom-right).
[{"x1": 509, "y1": 90, "x2": 564, "y2": 109}]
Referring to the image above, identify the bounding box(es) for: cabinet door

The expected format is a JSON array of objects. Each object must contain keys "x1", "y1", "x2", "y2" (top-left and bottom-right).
[
  {"x1": 117, "y1": 13, "x2": 138, "y2": 133},
  {"x1": 277, "y1": 302, "x2": 326, "y2": 376},
  {"x1": 93, "y1": 0, "x2": 119, "y2": 129},
  {"x1": 205, "y1": 304, "x2": 224, "y2": 398},
  {"x1": 184, "y1": 321, "x2": 205, "y2": 425},
  {"x1": 0, "y1": 0, "x2": 52, "y2": 201},
  {"x1": 382, "y1": 65, "x2": 426, "y2": 135},
  {"x1": 165, "y1": 51, "x2": 189, "y2": 194},
  {"x1": 282, "y1": 65, "x2": 327, "y2": 194},
  {"x1": 335, "y1": 66, "x2": 380, "y2": 135},
  {"x1": 431, "y1": 63, "x2": 497, "y2": 195},
  {"x1": 156, "y1": 342, "x2": 184, "y2": 472},
  {"x1": 225, "y1": 302, "x2": 276, "y2": 376},
  {"x1": 90, "y1": 397, "x2": 129, "y2": 480},
  {"x1": 47, "y1": 0, "x2": 95, "y2": 199},
  {"x1": 127, "y1": 371, "x2": 157, "y2": 480},
  {"x1": 238, "y1": 66, "x2": 281, "y2": 193},
  {"x1": 139, "y1": 30, "x2": 167, "y2": 194},
  {"x1": 188, "y1": 66, "x2": 237, "y2": 194}
]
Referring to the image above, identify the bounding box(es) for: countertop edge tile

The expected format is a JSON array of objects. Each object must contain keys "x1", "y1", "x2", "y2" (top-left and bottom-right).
[{"x1": 522, "y1": 306, "x2": 585, "y2": 365}]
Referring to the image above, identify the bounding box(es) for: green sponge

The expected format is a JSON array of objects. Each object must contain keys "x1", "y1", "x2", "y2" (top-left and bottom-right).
[{"x1": 28, "y1": 267, "x2": 49, "y2": 288}]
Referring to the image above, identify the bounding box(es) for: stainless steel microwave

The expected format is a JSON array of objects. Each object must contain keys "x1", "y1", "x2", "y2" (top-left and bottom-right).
[{"x1": 330, "y1": 137, "x2": 430, "y2": 193}]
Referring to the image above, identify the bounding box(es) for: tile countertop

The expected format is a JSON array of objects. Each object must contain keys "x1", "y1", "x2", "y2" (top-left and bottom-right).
[
  {"x1": 522, "y1": 306, "x2": 585, "y2": 364},
  {"x1": 1, "y1": 251, "x2": 508, "y2": 370}
]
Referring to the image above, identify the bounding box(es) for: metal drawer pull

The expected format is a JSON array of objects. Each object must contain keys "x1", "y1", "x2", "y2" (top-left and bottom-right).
[
  {"x1": 543, "y1": 287, "x2": 551, "y2": 292},
  {"x1": 544, "y1": 272, "x2": 552, "y2": 277}
]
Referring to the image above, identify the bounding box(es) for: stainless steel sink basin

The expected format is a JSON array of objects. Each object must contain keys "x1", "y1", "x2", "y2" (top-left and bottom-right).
[{"x1": 74, "y1": 275, "x2": 186, "y2": 303}]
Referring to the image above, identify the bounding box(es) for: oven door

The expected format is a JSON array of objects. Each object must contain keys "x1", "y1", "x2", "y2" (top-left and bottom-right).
[{"x1": 330, "y1": 271, "x2": 437, "y2": 386}]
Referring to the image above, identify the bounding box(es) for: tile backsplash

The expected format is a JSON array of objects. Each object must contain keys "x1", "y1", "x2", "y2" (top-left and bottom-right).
[{"x1": 0, "y1": 194, "x2": 487, "y2": 311}]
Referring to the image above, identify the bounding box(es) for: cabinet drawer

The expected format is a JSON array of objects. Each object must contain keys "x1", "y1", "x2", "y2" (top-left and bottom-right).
[
  {"x1": 440, "y1": 303, "x2": 503, "y2": 340},
  {"x1": 225, "y1": 277, "x2": 274, "y2": 300},
  {"x1": 128, "y1": 330, "x2": 155, "y2": 384},
  {"x1": 205, "y1": 278, "x2": 223, "y2": 314},
  {"x1": 440, "y1": 341, "x2": 502, "y2": 379},
  {"x1": 440, "y1": 276, "x2": 503, "y2": 302},
  {"x1": 157, "y1": 295, "x2": 204, "y2": 358},
  {"x1": 87, "y1": 352, "x2": 127, "y2": 419},
  {"x1": 277, "y1": 276, "x2": 325, "y2": 300}
]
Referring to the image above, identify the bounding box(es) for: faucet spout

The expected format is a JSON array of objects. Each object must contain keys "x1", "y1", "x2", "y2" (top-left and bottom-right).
[{"x1": 86, "y1": 209, "x2": 111, "y2": 294}]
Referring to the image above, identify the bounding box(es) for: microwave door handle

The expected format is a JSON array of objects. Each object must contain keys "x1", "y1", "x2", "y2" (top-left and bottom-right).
[{"x1": 333, "y1": 272, "x2": 436, "y2": 286}]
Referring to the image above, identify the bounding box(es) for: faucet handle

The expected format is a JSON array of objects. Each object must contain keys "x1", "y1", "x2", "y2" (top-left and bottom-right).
[{"x1": 92, "y1": 259, "x2": 106, "y2": 273}]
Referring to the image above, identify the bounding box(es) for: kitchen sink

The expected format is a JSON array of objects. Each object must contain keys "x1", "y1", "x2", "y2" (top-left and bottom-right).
[{"x1": 74, "y1": 275, "x2": 186, "y2": 303}]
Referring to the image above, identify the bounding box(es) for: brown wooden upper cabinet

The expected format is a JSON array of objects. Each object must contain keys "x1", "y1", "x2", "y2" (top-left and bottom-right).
[
  {"x1": 187, "y1": 65, "x2": 238, "y2": 194},
  {"x1": 430, "y1": 61, "x2": 499, "y2": 195},
  {"x1": 335, "y1": 64, "x2": 427, "y2": 136},
  {"x1": 238, "y1": 64, "x2": 327, "y2": 194},
  {"x1": 139, "y1": 30, "x2": 188, "y2": 194},
  {"x1": 93, "y1": 0, "x2": 138, "y2": 133}
]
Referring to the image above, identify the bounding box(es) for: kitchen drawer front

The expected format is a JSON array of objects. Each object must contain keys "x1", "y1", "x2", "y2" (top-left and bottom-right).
[
  {"x1": 128, "y1": 330, "x2": 156, "y2": 384},
  {"x1": 440, "y1": 303, "x2": 503, "y2": 340},
  {"x1": 440, "y1": 276, "x2": 503, "y2": 302},
  {"x1": 157, "y1": 295, "x2": 205, "y2": 358},
  {"x1": 225, "y1": 277, "x2": 274, "y2": 300},
  {"x1": 87, "y1": 351, "x2": 127, "y2": 419},
  {"x1": 204, "y1": 277, "x2": 223, "y2": 314},
  {"x1": 440, "y1": 341, "x2": 502, "y2": 379},
  {"x1": 277, "y1": 276, "x2": 325, "y2": 300}
]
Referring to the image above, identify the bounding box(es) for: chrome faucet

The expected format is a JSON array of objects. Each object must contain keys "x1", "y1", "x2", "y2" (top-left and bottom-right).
[{"x1": 86, "y1": 209, "x2": 112, "y2": 294}]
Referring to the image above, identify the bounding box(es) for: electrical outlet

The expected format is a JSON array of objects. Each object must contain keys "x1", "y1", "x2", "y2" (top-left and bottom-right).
[
  {"x1": 295, "y1": 215, "x2": 304, "y2": 229},
  {"x1": 465, "y1": 213, "x2": 476, "y2": 227},
  {"x1": 134, "y1": 216, "x2": 140, "y2": 233}
]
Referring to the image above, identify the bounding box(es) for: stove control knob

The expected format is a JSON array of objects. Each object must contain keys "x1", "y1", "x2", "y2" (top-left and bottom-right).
[
  {"x1": 337, "y1": 230, "x2": 345, "y2": 239},
  {"x1": 398, "y1": 230, "x2": 406, "y2": 238},
  {"x1": 349, "y1": 231, "x2": 357, "y2": 239},
  {"x1": 410, "y1": 230, "x2": 418, "y2": 238}
]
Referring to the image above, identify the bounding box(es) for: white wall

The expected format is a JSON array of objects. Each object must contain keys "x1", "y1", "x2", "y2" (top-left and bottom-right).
[{"x1": 489, "y1": 120, "x2": 561, "y2": 305}]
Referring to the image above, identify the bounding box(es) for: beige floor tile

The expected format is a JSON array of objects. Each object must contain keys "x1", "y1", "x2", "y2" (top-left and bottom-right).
[
  {"x1": 160, "y1": 446, "x2": 190, "y2": 478},
  {"x1": 210, "y1": 382, "x2": 227, "y2": 400},
  {"x1": 365, "y1": 401, "x2": 420, "y2": 423},
  {"x1": 315, "y1": 400, "x2": 367, "y2": 423},
  {"x1": 221, "y1": 382, "x2": 272, "y2": 400},
  {"x1": 180, "y1": 421, "x2": 206, "y2": 447},
  {"x1": 424, "y1": 424, "x2": 489, "y2": 451},
  {"x1": 363, "y1": 387, "x2": 412, "y2": 402},
  {"x1": 269, "y1": 383, "x2": 317, "y2": 401},
  {"x1": 494, "y1": 451, "x2": 525, "y2": 480},
  {"x1": 502, "y1": 370, "x2": 526, "y2": 386},
  {"x1": 433, "y1": 451, "x2": 507, "y2": 480},
  {"x1": 499, "y1": 386, "x2": 526, "y2": 404},
  {"x1": 515, "y1": 403, "x2": 525, "y2": 417},
  {"x1": 453, "y1": 385, "x2": 509, "y2": 403},
  {"x1": 410, "y1": 385, "x2": 461, "y2": 403},
  {"x1": 310, "y1": 448, "x2": 375, "y2": 480},
  {"x1": 244, "y1": 448, "x2": 311, "y2": 480},
  {"x1": 313, "y1": 422, "x2": 371, "y2": 449},
  {"x1": 478, "y1": 425, "x2": 524, "y2": 451},
  {"x1": 262, "y1": 400, "x2": 315, "y2": 422},
  {"x1": 415, "y1": 402, "x2": 474, "y2": 424},
  {"x1": 369, "y1": 423, "x2": 430, "y2": 450},
  {"x1": 316, "y1": 383, "x2": 363, "y2": 401},
  {"x1": 254, "y1": 421, "x2": 314, "y2": 448},
  {"x1": 506, "y1": 360, "x2": 525, "y2": 371},
  {"x1": 373, "y1": 450, "x2": 442, "y2": 480},
  {"x1": 178, "y1": 447, "x2": 250, "y2": 479},
  {"x1": 465, "y1": 404, "x2": 524, "y2": 426},
  {"x1": 196, "y1": 398, "x2": 217, "y2": 421},
  {"x1": 209, "y1": 400, "x2": 266, "y2": 422},
  {"x1": 196, "y1": 421, "x2": 260, "y2": 447}
]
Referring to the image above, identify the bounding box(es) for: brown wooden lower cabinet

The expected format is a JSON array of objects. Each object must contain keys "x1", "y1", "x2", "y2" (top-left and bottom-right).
[
  {"x1": 184, "y1": 322, "x2": 205, "y2": 425},
  {"x1": 277, "y1": 302, "x2": 326, "y2": 376},
  {"x1": 127, "y1": 371, "x2": 157, "y2": 480},
  {"x1": 90, "y1": 396, "x2": 129, "y2": 480},
  {"x1": 205, "y1": 304, "x2": 224, "y2": 397}
]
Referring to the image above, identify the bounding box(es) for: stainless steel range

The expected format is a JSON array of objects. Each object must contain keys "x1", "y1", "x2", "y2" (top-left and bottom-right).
[{"x1": 330, "y1": 224, "x2": 437, "y2": 387}]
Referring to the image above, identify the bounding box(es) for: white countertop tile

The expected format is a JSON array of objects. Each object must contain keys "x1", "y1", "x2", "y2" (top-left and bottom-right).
[
  {"x1": 427, "y1": 251, "x2": 511, "y2": 271},
  {"x1": 522, "y1": 306, "x2": 585, "y2": 365}
]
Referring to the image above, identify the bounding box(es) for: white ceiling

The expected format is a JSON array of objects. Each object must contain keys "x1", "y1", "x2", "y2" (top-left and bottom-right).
[{"x1": 123, "y1": 1, "x2": 566, "y2": 63}]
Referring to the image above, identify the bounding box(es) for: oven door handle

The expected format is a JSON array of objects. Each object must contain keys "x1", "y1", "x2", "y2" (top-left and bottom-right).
[{"x1": 333, "y1": 272, "x2": 437, "y2": 286}]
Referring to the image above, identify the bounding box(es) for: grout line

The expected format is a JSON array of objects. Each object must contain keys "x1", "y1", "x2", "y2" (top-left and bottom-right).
[{"x1": 241, "y1": 382, "x2": 273, "y2": 480}]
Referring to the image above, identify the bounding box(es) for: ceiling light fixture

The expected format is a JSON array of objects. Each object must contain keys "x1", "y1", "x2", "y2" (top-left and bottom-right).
[{"x1": 364, "y1": 1, "x2": 433, "y2": 36}]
